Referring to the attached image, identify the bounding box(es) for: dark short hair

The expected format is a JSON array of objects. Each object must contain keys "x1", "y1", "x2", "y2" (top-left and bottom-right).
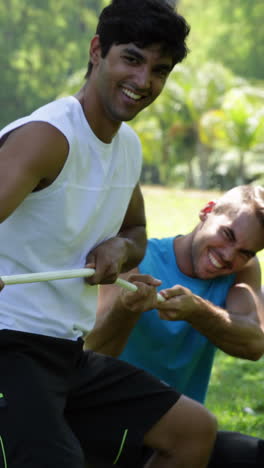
[
  {"x1": 213, "y1": 185, "x2": 264, "y2": 228},
  {"x1": 85, "y1": 0, "x2": 190, "y2": 78}
]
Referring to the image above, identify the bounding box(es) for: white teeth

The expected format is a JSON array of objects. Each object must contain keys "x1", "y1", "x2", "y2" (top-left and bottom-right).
[
  {"x1": 208, "y1": 252, "x2": 222, "y2": 269},
  {"x1": 122, "y1": 88, "x2": 142, "y2": 100}
]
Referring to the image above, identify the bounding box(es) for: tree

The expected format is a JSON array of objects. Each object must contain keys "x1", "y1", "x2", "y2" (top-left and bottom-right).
[
  {"x1": 131, "y1": 62, "x2": 235, "y2": 187},
  {"x1": 210, "y1": 0, "x2": 264, "y2": 80},
  {"x1": 200, "y1": 86, "x2": 264, "y2": 186},
  {"x1": 0, "y1": 0, "x2": 106, "y2": 127},
  {"x1": 180, "y1": 0, "x2": 264, "y2": 81}
]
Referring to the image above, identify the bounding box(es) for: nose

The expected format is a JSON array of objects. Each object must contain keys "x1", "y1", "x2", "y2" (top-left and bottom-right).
[
  {"x1": 134, "y1": 65, "x2": 151, "y2": 90},
  {"x1": 221, "y1": 246, "x2": 236, "y2": 264}
]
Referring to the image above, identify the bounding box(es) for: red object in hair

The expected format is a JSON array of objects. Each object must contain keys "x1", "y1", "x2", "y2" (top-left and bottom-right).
[{"x1": 203, "y1": 201, "x2": 216, "y2": 213}]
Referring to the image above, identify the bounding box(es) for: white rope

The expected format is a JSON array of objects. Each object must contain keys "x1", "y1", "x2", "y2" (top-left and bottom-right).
[{"x1": 1, "y1": 268, "x2": 165, "y2": 302}]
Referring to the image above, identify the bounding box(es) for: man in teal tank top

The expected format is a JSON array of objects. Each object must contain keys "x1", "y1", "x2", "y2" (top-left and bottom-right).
[
  {"x1": 120, "y1": 235, "x2": 235, "y2": 403},
  {"x1": 88, "y1": 184, "x2": 264, "y2": 467},
  {"x1": 92, "y1": 185, "x2": 264, "y2": 400}
]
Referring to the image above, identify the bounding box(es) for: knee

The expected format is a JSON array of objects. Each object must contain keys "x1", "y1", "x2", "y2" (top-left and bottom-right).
[
  {"x1": 146, "y1": 395, "x2": 218, "y2": 454},
  {"x1": 166, "y1": 397, "x2": 217, "y2": 463},
  {"x1": 178, "y1": 396, "x2": 218, "y2": 445},
  {"x1": 195, "y1": 404, "x2": 218, "y2": 445}
]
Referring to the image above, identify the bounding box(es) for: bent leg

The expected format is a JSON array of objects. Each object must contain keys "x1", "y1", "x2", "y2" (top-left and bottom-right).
[
  {"x1": 143, "y1": 395, "x2": 217, "y2": 468},
  {"x1": 67, "y1": 351, "x2": 217, "y2": 468},
  {"x1": 207, "y1": 431, "x2": 264, "y2": 468}
]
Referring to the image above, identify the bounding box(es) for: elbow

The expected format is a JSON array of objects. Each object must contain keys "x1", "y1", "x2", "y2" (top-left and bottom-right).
[
  {"x1": 240, "y1": 342, "x2": 264, "y2": 361},
  {"x1": 237, "y1": 328, "x2": 264, "y2": 361},
  {"x1": 121, "y1": 227, "x2": 147, "y2": 272},
  {"x1": 247, "y1": 348, "x2": 264, "y2": 361},
  {"x1": 133, "y1": 226, "x2": 147, "y2": 263},
  {"x1": 242, "y1": 352, "x2": 262, "y2": 361},
  {"x1": 223, "y1": 340, "x2": 264, "y2": 361},
  {"x1": 248, "y1": 334, "x2": 264, "y2": 360}
]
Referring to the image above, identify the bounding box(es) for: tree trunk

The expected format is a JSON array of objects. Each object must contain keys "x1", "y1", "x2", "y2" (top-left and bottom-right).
[{"x1": 197, "y1": 141, "x2": 210, "y2": 189}]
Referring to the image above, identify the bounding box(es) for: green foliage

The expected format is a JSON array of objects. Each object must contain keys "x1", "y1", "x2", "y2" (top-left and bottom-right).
[
  {"x1": 209, "y1": 0, "x2": 264, "y2": 81},
  {"x1": 180, "y1": 0, "x2": 264, "y2": 81},
  {"x1": 0, "y1": 0, "x2": 106, "y2": 127},
  {"x1": 131, "y1": 62, "x2": 263, "y2": 189},
  {"x1": 200, "y1": 86, "x2": 264, "y2": 185},
  {"x1": 131, "y1": 62, "x2": 238, "y2": 187}
]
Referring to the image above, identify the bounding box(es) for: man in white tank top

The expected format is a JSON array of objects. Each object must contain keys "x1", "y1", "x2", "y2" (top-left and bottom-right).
[{"x1": 0, "y1": 1, "x2": 218, "y2": 467}]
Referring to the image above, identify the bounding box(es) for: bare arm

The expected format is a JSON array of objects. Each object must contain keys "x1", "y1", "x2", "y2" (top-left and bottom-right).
[
  {"x1": 84, "y1": 270, "x2": 161, "y2": 355},
  {"x1": 0, "y1": 121, "x2": 68, "y2": 222},
  {"x1": 0, "y1": 122, "x2": 68, "y2": 293},
  {"x1": 85, "y1": 184, "x2": 147, "y2": 285},
  {"x1": 118, "y1": 183, "x2": 147, "y2": 271},
  {"x1": 0, "y1": 122, "x2": 68, "y2": 294},
  {"x1": 158, "y1": 257, "x2": 264, "y2": 360}
]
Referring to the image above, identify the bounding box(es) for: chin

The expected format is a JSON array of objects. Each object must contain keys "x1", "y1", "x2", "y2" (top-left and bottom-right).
[
  {"x1": 206, "y1": 270, "x2": 226, "y2": 279},
  {"x1": 123, "y1": 108, "x2": 145, "y2": 121},
  {"x1": 197, "y1": 268, "x2": 219, "y2": 279},
  {"x1": 111, "y1": 110, "x2": 138, "y2": 122}
]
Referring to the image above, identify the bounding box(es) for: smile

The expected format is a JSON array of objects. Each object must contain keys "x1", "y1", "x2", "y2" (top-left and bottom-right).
[
  {"x1": 122, "y1": 87, "x2": 143, "y2": 101},
  {"x1": 208, "y1": 252, "x2": 222, "y2": 269}
]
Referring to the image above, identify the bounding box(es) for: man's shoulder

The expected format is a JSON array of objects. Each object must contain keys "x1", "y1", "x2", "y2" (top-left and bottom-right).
[
  {"x1": 1, "y1": 96, "x2": 78, "y2": 138},
  {"x1": 119, "y1": 123, "x2": 141, "y2": 144},
  {"x1": 31, "y1": 96, "x2": 79, "y2": 119},
  {"x1": 147, "y1": 236, "x2": 175, "y2": 250},
  {"x1": 139, "y1": 237, "x2": 175, "y2": 269}
]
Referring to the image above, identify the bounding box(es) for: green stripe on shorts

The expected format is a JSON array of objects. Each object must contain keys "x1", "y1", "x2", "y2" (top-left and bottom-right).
[
  {"x1": 0, "y1": 436, "x2": 7, "y2": 468},
  {"x1": 113, "y1": 429, "x2": 128, "y2": 465}
]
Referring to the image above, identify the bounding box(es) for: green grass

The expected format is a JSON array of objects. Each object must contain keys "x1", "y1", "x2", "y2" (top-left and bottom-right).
[
  {"x1": 142, "y1": 185, "x2": 264, "y2": 437},
  {"x1": 206, "y1": 352, "x2": 264, "y2": 437}
]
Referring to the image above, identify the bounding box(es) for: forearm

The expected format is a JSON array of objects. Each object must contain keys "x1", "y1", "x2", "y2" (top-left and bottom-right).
[
  {"x1": 187, "y1": 296, "x2": 264, "y2": 360},
  {"x1": 87, "y1": 275, "x2": 161, "y2": 355},
  {"x1": 85, "y1": 226, "x2": 147, "y2": 285},
  {"x1": 84, "y1": 300, "x2": 141, "y2": 356},
  {"x1": 118, "y1": 225, "x2": 147, "y2": 272}
]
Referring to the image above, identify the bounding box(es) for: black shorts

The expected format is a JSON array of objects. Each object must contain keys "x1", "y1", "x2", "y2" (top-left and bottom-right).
[{"x1": 0, "y1": 329, "x2": 180, "y2": 468}]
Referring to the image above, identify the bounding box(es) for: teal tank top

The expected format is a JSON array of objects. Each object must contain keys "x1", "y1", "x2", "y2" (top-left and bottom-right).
[{"x1": 119, "y1": 237, "x2": 235, "y2": 403}]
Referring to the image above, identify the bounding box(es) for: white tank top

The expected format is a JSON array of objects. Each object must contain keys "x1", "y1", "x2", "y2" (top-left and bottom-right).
[{"x1": 0, "y1": 96, "x2": 142, "y2": 340}]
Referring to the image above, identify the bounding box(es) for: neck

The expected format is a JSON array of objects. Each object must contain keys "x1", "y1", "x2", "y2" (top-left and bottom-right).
[
  {"x1": 174, "y1": 232, "x2": 196, "y2": 277},
  {"x1": 75, "y1": 82, "x2": 121, "y2": 143}
]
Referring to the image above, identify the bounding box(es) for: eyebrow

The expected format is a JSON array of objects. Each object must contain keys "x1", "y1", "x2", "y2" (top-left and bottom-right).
[
  {"x1": 122, "y1": 47, "x2": 173, "y2": 71},
  {"x1": 122, "y1": 47, "x2": 145, "y2": 62},
  {"x1": 239, "y1": 248, "x2": 256, "y2": 258},
  {"x1": 227, "y1": 228, "x2": 256, "y2": 257}
]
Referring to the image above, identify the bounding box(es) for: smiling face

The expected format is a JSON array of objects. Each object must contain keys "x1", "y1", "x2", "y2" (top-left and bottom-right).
[
  {"x1": 90, "y1": 37, "x2": 173, "y2": 124},
  {"x1": 190, "y1": 206, "x2": 264, "y2": 279}
]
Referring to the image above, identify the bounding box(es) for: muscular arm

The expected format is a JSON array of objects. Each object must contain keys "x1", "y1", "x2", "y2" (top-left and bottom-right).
[
  {"x1": 158, "y1": 257, "x2": 264, "y2": 360},
  {"x1": 0, "y1": 122, "x2": 68, "y2": 222},
  {"x1": 86, "y1": 253, "x2": 264, "y2": 360},
  {"x1": 117, "y1": 183, "x2": 147, "y2": 271},
  {"x1": 0, "y1": 122, "x2": 67, "y2": 292},
  {"x1": 85, "y1": 184, "x2": 147, "y2": 284},
  {"x1": 84, "y1": 270, "x2": 161, "y2": 355}
]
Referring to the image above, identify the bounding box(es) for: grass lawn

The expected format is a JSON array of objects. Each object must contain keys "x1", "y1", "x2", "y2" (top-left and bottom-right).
[{"x1": 142, "y1": 185, "x2": 264, "y2": 438}]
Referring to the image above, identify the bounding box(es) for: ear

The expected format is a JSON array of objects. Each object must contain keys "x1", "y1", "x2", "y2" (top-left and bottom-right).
[
  {"x1": 89, "y1": 35, "x2": 102, "y2": 67},
  {"x1": 199, "y1": 200, "x2": 216, "y2": 221}
]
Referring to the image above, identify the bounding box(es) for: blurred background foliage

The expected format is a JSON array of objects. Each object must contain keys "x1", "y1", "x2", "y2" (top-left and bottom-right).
[{"x1": 1, "y1": 0, "x2": 263, "y2": 190}]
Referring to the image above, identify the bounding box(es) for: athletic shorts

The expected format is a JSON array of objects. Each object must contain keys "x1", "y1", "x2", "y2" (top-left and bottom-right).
[{"x1": 0, "y1": 329, "x2": 181, "y2": 468}]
